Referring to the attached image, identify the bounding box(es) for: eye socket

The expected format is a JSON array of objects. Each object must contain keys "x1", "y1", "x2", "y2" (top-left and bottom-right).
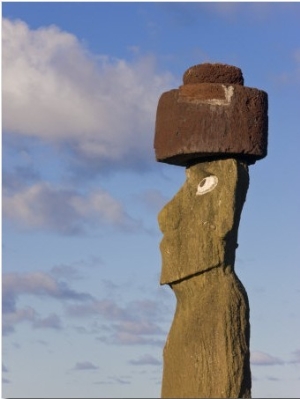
[{"x1": 196, "y1": 175, "x2": 218, "y2": 195}]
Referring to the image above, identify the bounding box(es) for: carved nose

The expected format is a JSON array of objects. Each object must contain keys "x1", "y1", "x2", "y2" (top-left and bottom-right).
[{"x1": 157, "y1": 197, "x2": 181, "y2": 234}]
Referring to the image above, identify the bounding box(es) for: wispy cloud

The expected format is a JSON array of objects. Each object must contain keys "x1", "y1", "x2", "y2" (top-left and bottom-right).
[
  {"x1": 289, "y1": 349, "x2": 300, "y2": 364},
  {"x1": 293, "y1": 48, "x2": 300, "y2": 83},
  {"x1": 3, "y1": 183, "x2": 140, "y2": 234},
  {"x1": 2, "y1": 271, "x2": 93, "y2": 335},
  {"x1": 94, "y1": 375, "x2": 132, "y2": 385},
  {"x1": 99, "y1": 319, "x2": 165, "y2": 347},
  {"x1": 67, "y1": 298, "x2": 165, "y2": 322},
  {"x1": 267, "y1": 376, "x2": 280, "y2": 381},
  {"x1": 272, "y1": 47, "x2": 300, "y2": 87},
  {"x1": 138, "y1": 189, "x2": 169, "y2": 214},
  {"x1": 2, "y1": 18, "x2": 174, "y2": 172},
  {"x1": 251, "y1": 351, "x2": 284, "y2": 366},
  {"x1": 32, "y1": 313, "x2": 62, "y2": 330},
  {"x1": 201, "y1": 2, "x2": 296, "y2": 22},
  {"x1": 68, "y1": 298, "x2": 167, "y2": 346},
  {"x1": 108, "y1": 376, "x2": 131, "y2": 385},
  {"x1": 3, "y1": 364, "x2": 9, "y2": 373},
  {"x1": 129, "y1": 354, "x2": 161, "y2": 366},
  {"x1": 3, "y1": 164, "x2": 40, "y2": 193},
  {"x1": 73, "y1": 361, "x2": 99, "y2": 371},
  {"x1": 160, "y1": 2, "x2": 280, "y2": 26},
  {"x1": 67, "y1": 299, "x2": 130, "y2": 321},
  {"x1": 114, "y1": 320, "x2": 164, "y2": 336},
  {"x1": 3, "y1": 271, "x2": 93, "y2": 308},
  {"x1": 98, "y1": 332, "x2": 165, "y2": 347},
  {"x1": 3, "y1": 252, "x2": 166, "y2": 349},
  {"x1": 2, "y1": 307, "x2": 36, "y2": 335},
  {"x1": 50, "y1": 264, "x2": 83, "y2": 281}
]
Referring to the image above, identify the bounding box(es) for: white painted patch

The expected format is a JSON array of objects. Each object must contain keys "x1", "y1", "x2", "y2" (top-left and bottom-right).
[
  {"x1": 196, "y1": 175, "x2": 218, "y2": 195},
  {"x1": 204, "y1": 85, "x2": 234, "y2": 106}
]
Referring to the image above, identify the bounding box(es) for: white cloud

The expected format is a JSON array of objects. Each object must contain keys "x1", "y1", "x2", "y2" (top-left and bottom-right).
[
  {"x1": 3, "y1": 182, "x2": 139, "y2": 234},
  {"x1": 251, "y1": 351, "x2": 284, "y2": 366},
  {"x1": 2, "y1": 18, "x2": 174, "y2": 167}
]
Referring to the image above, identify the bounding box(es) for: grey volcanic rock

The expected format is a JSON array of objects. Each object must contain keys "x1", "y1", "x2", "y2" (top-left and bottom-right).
[
  {"x1": 158, "y1": 159, "x2": 251, "y2": 398},
  {"x1": 158, "y1": 159, "x2": 249, "y2": 285},
  {"x1": 162, "y1": 268, "x2": 251, "y2": 398}
]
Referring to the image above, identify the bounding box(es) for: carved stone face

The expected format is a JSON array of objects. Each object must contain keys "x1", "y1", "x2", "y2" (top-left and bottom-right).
[{"x1": 158, "y1": 158, "x2": 249, "y2": 285}]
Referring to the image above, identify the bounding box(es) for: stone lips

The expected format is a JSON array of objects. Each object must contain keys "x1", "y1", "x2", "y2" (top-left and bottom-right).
[{"x1": 154, "y1": 82, "x2": 268, "y2": 166}]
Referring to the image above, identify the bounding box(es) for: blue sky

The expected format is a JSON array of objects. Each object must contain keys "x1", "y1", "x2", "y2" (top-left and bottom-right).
[{"x1": 1, "y1": 2, "x2": 300, "y2": 398}]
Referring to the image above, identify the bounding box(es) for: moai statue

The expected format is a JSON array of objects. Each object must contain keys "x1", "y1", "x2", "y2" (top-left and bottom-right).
[{"x1": 154, "y1": 63, "x2": 268, "y2": 398}]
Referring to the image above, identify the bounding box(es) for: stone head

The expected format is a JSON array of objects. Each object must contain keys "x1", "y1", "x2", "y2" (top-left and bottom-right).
[{"x1": 158, "y1": 158, "x2": 249, "y2": 285}]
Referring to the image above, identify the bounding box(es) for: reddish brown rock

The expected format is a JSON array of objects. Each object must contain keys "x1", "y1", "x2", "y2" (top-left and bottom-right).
[
  {"x1": 183, "y1": 63, "x2": 244, "y2": 85},
  {"x1": 154, "y1": 63, "x2": 268, "y2": 166}
]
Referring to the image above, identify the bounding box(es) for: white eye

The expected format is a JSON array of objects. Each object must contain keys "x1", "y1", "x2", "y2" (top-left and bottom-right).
[{"x1": 196, "y1": 175, "x2": 218, "y2": 195}]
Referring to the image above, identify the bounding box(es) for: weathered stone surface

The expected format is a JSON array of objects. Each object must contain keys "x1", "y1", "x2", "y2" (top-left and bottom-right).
[
  {"x1": 183, "y1": 63, "x2": 244, "y2": 85},
  {"x1": 158, "y1": 158, "x2": 249, "y2": 284},
  {"x1": 158, "y1": 158, "x2": 251, "y2": 397},
  {"x1": 154, "y1": 63, "x2": 268, "y2": 166},
  {"x1": 162, "y1": 269, "x2": 251, "y2": 398}
]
